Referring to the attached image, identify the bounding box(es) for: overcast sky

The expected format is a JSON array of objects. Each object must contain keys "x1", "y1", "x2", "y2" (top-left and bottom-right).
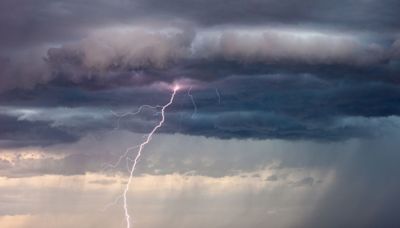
[{"x1": 1, "y1": 0, "x2": 400, "y2": 228}]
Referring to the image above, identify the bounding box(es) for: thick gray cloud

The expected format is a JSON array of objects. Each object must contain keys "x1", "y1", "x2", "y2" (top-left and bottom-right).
[
  {"x1": 1, "y1": 27, "x2": 397, "y2": 91},
  {"x1": 1, "y1": 0, "x2": 399, "y2": 51},
  {"x1": 0, "y1": 0, "x2": 399, "y2": 92},
  {"x1": 0, "y1": 114, "x2": 79, "y2": 148},
  {"x1": 2, "y1": 72, "x2": 400, "y2": 147}
]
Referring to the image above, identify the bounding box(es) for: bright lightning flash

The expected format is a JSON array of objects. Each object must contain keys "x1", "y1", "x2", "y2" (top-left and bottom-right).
[{"x1": 122, "y1": 85, "x2": 180, "y2": 228}]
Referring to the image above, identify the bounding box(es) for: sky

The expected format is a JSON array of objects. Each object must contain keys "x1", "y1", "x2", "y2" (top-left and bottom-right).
[{"x1": 1, "y1": 0, "x2": 400, "y2": 227}]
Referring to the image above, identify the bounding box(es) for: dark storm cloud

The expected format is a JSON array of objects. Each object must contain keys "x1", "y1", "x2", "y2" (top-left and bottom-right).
[
  {"x1": 1, "y1": 0, "x2": 399, "y2": 50},
  {"x1": 1, "y1": 27, "x2": 399, "y2": 92},
  {"x1": 139, "y1": 0, "x2": 400, "y2": 32},
  {"x1": 1, "y1": 0, "x2": 400, "y2": 91},
  {"x1": 2, "y1": 73, "x2": 400, "y2": 147},
  {"x1": 37, "y1": 27, "x2": 389, "y2": 87},
  {"x1": 0, "y1": 114, "x2": 79, "y2": 148},
  {"x1": 0, "y1": 0, "x2": 139, "y2": 50},
  {"x1": 0, "y1": 0, "x2": 400, "y2": 144}
]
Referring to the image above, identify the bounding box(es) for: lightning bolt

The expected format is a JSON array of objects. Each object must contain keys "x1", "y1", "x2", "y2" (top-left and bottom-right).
[
  {"x1": 101, "y1": 105, "x2": 162, "y2": 172},
  {"x1": 122, "y1": 85, "x2": 180, "y2": 228},
  {"x1": 110, "y1": 105, "x2": 162, "y2": 131}
]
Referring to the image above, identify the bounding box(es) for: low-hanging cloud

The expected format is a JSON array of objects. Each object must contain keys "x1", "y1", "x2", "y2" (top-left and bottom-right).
[
  {"x1": 193, "y1": 29, "x2": 387, "y2": 65},
  {"x1": 11, "y1": 27, "x2": 388, "y2": 90},
  {"x1": 0, "y1": 26, "x2": 398, "y2": 92},
  {"x1": 47, "y1": 27, "x2": 194, "y2": 72}
]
